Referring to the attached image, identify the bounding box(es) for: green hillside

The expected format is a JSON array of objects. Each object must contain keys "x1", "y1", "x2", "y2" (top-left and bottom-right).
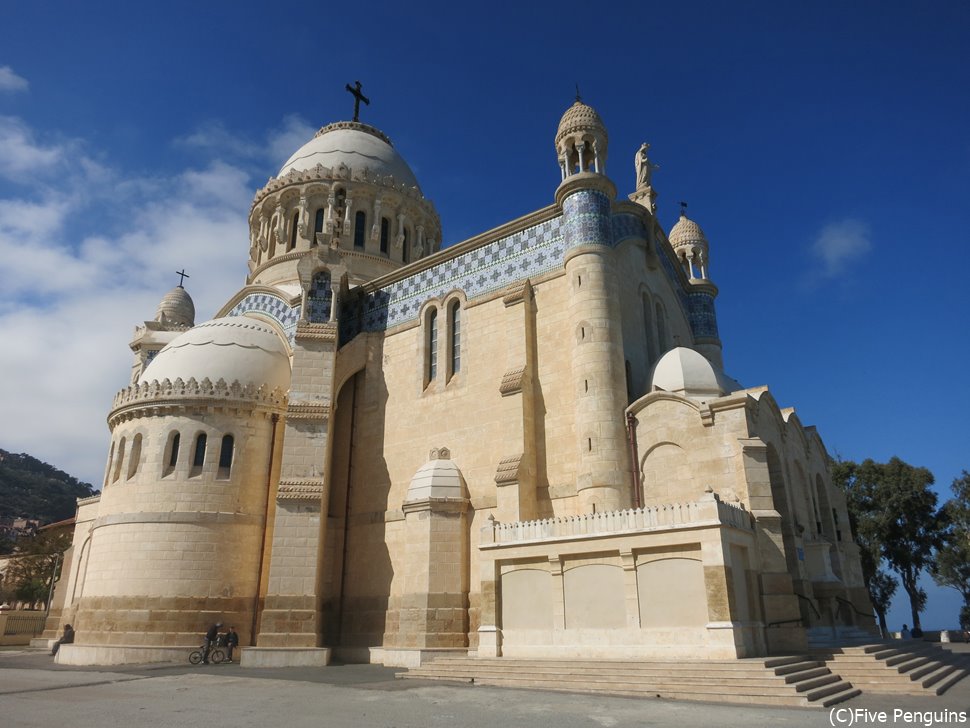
[{"x1": 0, "y1": 449, "x2": 96, "y2": 524}]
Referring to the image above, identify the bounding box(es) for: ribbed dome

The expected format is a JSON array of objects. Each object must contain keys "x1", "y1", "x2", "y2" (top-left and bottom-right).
[
  {"x1": 139, "y1": 316, "x2": 290, "y2": 390},
  {"x1": 155, "y1": 287, "x2": 195, "y2": 328},
  {"x1": 651, "y1": 347, "x2": 740, "y2": 400},
  {"x1": 555, "y1": 100, "x2": 607, "y2": 147},
  {"x1": 669, "y1": 213, "x2": 708, "y2": 248},
  {"x1": 405, "y1": 458, "x2": 466, "y2": 502},
  {"x1": 277, "y1": 121, "x2": 420, "y2": 191}
]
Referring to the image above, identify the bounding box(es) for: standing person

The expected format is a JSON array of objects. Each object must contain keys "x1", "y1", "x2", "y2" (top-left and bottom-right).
[
  {"x1": 50, "y1": 624, "x2": 75, "y2": 656},
  {"x1": 225, "y1": 626, "x2": 239, "y2": 663},
  {"x1": 900, "y1": 624, "x2": 911, "y2": 640},
  {"x1": 202, "y1": 622, "x2": 222, "y2": 664}
]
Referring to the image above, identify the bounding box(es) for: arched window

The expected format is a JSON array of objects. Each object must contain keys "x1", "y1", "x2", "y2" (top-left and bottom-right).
[
  {"x1": 427, "y1": 308, "x2": 438, "y2": 384},
  {"x1": 313, "y1": 208, "x2": 325, "y2": 246},
  {"x1": 112, "y1": 437, "x2": 126, "y2": 483},
  {"x1": 218, "y1": 434, "x2": 234, "y2": 479},
  {"x1": 104, "y1": 441, "x2": 115, "y2": 488},
  {"x1": 164, "y1": 431, "x2": 180, "y2": 477},
  {"x1": 191, "y1": 433, "x2": 207, "y2": 477},
  {"x1": 380, "y1": 217, "x2": 390, "y2": 255},
  {"x1": 403, "y1": 227, "x2": 410, "y2": 263},
  {"x1": 449, "y1": 300, "x2": 461, "y2": 378},
  {"x1": 354, "y1": 210, "x2": 366, "y2": 249},
  {"x1": 127, "y1": 434, "x2": 142, "y2": 480},
  {"x1": 289, "y1": 211, "x2": 299, "y2": 250}
]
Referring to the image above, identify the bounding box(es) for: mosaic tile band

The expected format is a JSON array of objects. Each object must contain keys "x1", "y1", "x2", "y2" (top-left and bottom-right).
[{"x1": 228, "y1": 292, "x2": 301, "y2": 344}]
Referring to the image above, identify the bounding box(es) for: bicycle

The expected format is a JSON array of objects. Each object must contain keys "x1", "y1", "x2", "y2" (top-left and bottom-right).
[{"x1": 188, "y1": 644, "x2": 225, "y2": 664}]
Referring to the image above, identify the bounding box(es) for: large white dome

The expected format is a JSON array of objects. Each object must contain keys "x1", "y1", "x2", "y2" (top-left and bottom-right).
[
  {"x1": 278, "y1": 121, "x2": 420, "y2": 191},
  {"x1": 139, "y1": 316, "x2": 291, "y2": 391}
]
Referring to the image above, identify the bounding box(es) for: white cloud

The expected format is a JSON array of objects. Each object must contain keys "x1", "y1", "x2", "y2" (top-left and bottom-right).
[
  {"x1": 0, "y1": 116, "x2": 65, "y2": 178},
  {"x1": 0, "y1": 116, "x2": 254, "y2": 488},
  {"x1": 810, "y1": 218, "x2": 872, "y2": 278},
  {"x1": 0, "y1": 66, "x2": 28, "y2": 93},
  {"x1": 267, "y1": 115, "x2": 316, "y2": 170}
]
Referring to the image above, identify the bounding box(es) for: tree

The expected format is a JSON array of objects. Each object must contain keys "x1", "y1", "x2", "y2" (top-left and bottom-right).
[
  {"x1": 3, "y1": 529, "x2": 71, "y2": 609},
  {"x1": 836, "y1": 457, "x2": 944, "y2": 630},
  {"x1": 932, "y1": 471, "x2": 970, "y2": 625},
  {"x1": 868, "y1": 570, "x2": 898, "y2": 636}
]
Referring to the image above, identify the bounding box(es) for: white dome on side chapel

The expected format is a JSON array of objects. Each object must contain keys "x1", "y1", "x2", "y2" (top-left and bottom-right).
[
  {"x1": 139, "y1": 316, "x2": 291, "y2": 390},
  {"x1": 278, "y1": 121, "x2": 421, "y2": 191},
  {"x1": 651, "y1": 347, "x2": 740, "y2": 400}
]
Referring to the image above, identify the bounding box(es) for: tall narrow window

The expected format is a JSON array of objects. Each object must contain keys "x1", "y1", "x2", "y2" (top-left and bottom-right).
[
  {"x1": 289, "y1": 211, "x2": 299, "y2": 250},
  {"x1": 164, "y1": 431, "x2": 180, "y2": 477},
  {"x1": 112, "y1": 437, "x2": 126, "y2": 483},
  {"x1": 403, "y1": 227, "x2": 410, "y2": 262},
  {"x1": 449, "y1": 301, "x2": 461, "y2": 377},
  {"x1": 218, "y1": 434, "x2": 234, "y2": 479},
  {"x1": 428, "y1": 308, "x2": 438, "y2": 383},
  {"x1": 656, "y1": 302, "x2": 668, "y2": 354},
  {"x1": 354, "y1": 210, "x2": 366, "y2": 249},
  {"x1": 127, "y1": 434, "x2": 142, "y2": 480},
  {"x1": 191, "y1": 433, "x2": 207, "y2": 477},
  {"x1": 104, "y1": 441, "x2": 115, "y2": 488},
  {"x1": 380, "y1": 217, "x2": 390, "y2": 255},
  {"x1": 313, "y1": 208, "x2": 325, "y2": 246}
]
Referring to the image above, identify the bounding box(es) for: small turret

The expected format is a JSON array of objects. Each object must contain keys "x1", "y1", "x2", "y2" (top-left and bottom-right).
[{"x1": 128, "y1": 279, "x2": 197, "y2": 384}]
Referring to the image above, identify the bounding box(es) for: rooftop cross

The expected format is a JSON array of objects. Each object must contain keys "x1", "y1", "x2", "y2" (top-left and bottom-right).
[
  {"x1": 679, "y1": 201, "x2": 688, "y2": 217},
  {"x1": 345, "y1": 80, "x2": 370, "y2": 122},
  {"x1": 175, "y1": 269, "x2": 190, "y2": 288}
]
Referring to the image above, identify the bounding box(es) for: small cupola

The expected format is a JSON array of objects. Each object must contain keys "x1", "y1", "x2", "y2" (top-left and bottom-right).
[
  {"x1": 555, "y1": 96, "x2": 608, "y2": 180},
  {"x1": 669, "y1": 205, "x2": 711, "y2": 281}
]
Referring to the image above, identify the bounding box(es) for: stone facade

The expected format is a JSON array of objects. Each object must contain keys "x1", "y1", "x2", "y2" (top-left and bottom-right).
[{"x1": 50, "y1": 101, "x2": 874, "y2": 666}]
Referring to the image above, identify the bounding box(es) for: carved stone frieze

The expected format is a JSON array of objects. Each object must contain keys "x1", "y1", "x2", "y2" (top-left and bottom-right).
[
  {"x1": 499, "y1": 367, "x2": 526, "y2": 396},
  {"x1": 287, "y1": 401, "x2": 331, "y2": 421},
  {"x1": 494, "y1": 455, "x2": 523, "y2": 485},
  {"x1": 277, "y1": 478, "x2": 325, "y2": 501}
]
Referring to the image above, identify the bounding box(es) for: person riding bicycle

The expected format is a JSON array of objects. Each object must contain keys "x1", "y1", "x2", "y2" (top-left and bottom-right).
[{"x1": 202, "y1": 622, "x2": 223, "y2": 664}]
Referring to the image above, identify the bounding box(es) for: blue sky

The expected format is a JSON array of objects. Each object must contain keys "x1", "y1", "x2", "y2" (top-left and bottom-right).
[{"x1": 0, "y1": 1, "x2": 967, "y2": 629}]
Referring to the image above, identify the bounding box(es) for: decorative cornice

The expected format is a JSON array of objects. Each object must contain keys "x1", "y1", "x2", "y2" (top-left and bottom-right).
[
  {"x1": 499, "y1": 367, "x2": 526, "y2": 397},
  {"x1": 286, "y1": 401, "x2": 331, "y2": 421},
  {"x1": 252, "y1": 163, "x2": 432, "y2": 211},
  {"x1": 294, "y1": 321, "x2": 337, "y2": 342},
  {"x1": 277, "y1": 478, "x2": 325, "y2": 501},
  {"x1": 502, "y1": 280, "x2": 533, "y2": 307},
  {"x1": 108, "y1": 378, "x2": 287, "y2": 427},
  {"x1": 494, "y1": 455, "x2": 523, "y2": 485}
]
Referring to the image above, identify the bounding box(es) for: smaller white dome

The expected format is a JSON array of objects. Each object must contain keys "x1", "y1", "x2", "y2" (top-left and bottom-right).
[
  {"x1": 651, "y1": 347, "x2": 740, "y2": 399},
  {"x1": 405, "y1": 459, "x2": 466, "y2": 502},
  {"x1": 155, "y1": 287, "x2": 195, "y2": 328},
  {"x1": 140, "y1": 316, "x2": 290, "y2": 390}
]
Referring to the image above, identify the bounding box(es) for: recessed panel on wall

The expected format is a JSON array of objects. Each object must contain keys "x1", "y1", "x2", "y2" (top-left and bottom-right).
[
  {"x1": 501, "y1": 568, "x2": 552, "y2": 630},
  {"x1": 563, "y1": 564, "x2": 625, "y2": 629},
  {"x1": 637, "y1": 557, "x2": 708, "y2": 628}
]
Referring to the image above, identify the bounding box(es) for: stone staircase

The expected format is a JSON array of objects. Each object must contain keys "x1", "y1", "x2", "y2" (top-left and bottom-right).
[
  {"x1": 811, "y1": 642, "x2": 970, "y2": 696},
  {"x1": 396, "y1": 655, "x2": 860, "y2": 708}
]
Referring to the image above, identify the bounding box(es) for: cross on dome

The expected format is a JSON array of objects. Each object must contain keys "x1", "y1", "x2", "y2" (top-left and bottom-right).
[
  {"x1": 175, "y1": 269, "x2": 190, "y2": 288},
  {"x1": 345, "y1": 80, "x2": 370, "y2": 122}
]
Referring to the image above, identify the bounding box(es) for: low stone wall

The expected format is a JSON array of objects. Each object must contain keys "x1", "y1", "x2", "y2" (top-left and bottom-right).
[{"x1": 0, "y1": 611, "x2": 47, "y2": 645}]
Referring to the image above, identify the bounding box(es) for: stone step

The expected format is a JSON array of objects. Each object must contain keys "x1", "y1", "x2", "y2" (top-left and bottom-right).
[
  {"x1": 929, "y1": 665, "x2": 970, "y2": 695},
  {"x1": 410, "y1": 666, "x2": 818, "y2": 681}
]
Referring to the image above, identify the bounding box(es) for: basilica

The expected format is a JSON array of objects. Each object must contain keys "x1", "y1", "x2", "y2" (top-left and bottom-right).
[{"x1": 47, "y1": 94, "x2": 874, "y2": 666}]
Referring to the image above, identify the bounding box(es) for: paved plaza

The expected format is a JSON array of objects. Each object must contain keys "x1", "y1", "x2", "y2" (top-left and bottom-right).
[{"x1": 1, "y1": 646, "x2": 967, "y2": 728}]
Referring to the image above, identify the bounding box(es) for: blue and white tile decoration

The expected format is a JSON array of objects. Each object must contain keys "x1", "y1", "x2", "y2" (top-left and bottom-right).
[
  {"x1": 344, "y1": 216, "x2": 566, "y2": 333},
  {"x1": 307, "y1": 271, "x2": 332, "y2": 323},
  {"x1": 337, "y1": 193, "x2": 717, "y2": 344},
  {"x1": 687, "y1": 292, "x2": 719, "y2": 339},
  {"x1": 228, "y1": 292, "x2": 301, "y2": 344},
  {"x1": 563, "y1": 190, "x2": 612, "y2": 249}
]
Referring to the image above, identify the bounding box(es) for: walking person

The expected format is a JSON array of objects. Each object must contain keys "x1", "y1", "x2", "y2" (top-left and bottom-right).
[
  {"x1": 225, "y1": 626, "x2": 239, "y2": 663},
  {"x1": 202, "y1": 622, "x2": 222, "y2": 664}
]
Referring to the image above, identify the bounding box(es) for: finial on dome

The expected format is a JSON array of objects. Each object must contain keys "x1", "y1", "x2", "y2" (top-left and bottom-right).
[
  {"x1": 345, "y1": 80, "x2": 370, "y2": 122},
  {"x1": 575, "y1": 82, "x2": 582, "y2": 103},
  {"x1": 679, "y1": 201, "x2": 688, "y2": 218},
  {"x1": 175, "y1": 268, "x2": 190, "y2": 289}
]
